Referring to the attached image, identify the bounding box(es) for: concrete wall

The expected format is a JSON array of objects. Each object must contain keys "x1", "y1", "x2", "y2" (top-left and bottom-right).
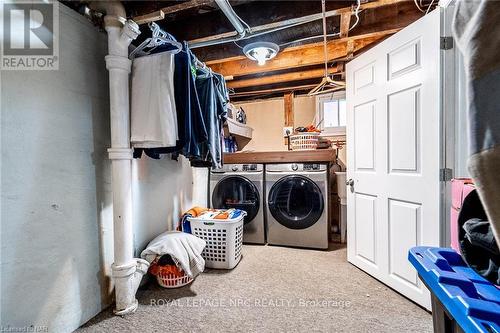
[
  {"x1": 237, "y1": 99, "x2": 287, "y2": 151},
  {"x1": 0, "y1": 4, "x2": 206, "y2": 332},
  {"x1": 236, "y1": 96, "x2": 317, "y2": 152},
  {"x1": 132, "y1": 158, "x2": 207, "y2": 253},
  {"x1": 236, "y1": 95, "x2": 346, "y2": 165}
]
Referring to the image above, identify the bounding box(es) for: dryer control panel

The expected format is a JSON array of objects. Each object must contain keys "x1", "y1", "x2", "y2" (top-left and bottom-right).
[{"x1": 266, "y1": 163, "x2": 327, "y2": 172}]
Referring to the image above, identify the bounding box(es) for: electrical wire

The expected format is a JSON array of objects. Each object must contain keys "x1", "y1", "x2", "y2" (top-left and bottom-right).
[
  {"x1": 413, "y1": 0, "x2": 426, "y2": 12},
  {"x1": 233, "y1": 40, "x2": 244, "y2": 49},
  {"x1": 279, "y1": 32, "x2": 339, "y2": 47},
  {"x1": 413, "y1": 0, "x2": 436, "y2": 14},
  {"x1": 425, "y1": 0, "x2": 436, "y2": 14},
  {"x1": 349, "y1": 0, "x2": 361, "y2": 31},
  {"x1": 278, "y1": 0, "x2": 360, "y2": 49}
]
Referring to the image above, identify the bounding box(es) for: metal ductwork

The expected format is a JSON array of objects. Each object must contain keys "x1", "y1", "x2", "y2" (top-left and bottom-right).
[
  {"x1": 190, "y1": 0, "x2": 247, "y2": 48},
  {"x1": 215, "y1": 0, "x2": 246, "y2": 36}
]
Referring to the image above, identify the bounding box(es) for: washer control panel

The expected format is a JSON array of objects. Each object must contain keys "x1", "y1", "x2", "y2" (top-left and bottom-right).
[
  {"x1": 212, "y1": 164, "x2": 263, "y2": 173},
  {"x1": 303, "y1": 163, "x2": 321, "y2": 171},
  {"x1": 242, "y1": 164, "x2": 258, "y2": 171}
]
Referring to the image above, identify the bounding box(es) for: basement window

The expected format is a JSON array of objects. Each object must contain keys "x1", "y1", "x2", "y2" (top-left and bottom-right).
[{"x1": 316, "y1": 91, "x2": 347, "y2": 136}]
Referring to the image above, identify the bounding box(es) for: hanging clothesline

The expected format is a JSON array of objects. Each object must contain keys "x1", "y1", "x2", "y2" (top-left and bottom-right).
[{"x1": 130, "y1": 22, "x2": 229, "y2": 169}]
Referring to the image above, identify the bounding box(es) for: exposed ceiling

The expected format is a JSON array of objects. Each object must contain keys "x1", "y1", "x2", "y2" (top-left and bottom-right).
[{"x1": 65, "y1": 0, "x2": 433, "y2": 101}]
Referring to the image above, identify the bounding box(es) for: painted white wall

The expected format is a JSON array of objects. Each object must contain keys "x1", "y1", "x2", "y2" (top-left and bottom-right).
[
  {"x1": 0, "y1": 4, "x2": 207, "y2": 332},
  {"x1": 132, "y1": 158, "x2": 208, "y2": 253}
]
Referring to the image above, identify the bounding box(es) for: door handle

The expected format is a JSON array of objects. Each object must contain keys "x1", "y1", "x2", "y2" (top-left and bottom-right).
[{"x1": 346, "y1": 179, "x2": 354, "y2": 187}]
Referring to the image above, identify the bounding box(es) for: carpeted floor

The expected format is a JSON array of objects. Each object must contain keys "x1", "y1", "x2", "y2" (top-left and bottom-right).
[{"x1": 78, "y1": 244, "x2": 432, "y2": 333}]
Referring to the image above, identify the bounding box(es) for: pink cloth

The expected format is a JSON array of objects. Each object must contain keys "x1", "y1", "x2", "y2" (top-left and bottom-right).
[{"x1": 451, "y1": 178, "x2": 475, "y2": 252}]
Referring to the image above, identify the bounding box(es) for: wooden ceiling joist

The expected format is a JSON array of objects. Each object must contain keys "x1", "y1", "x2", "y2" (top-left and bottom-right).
[
  {"x1": 230, "y1": 84, "x2": 318, "y2": 98},
  {"x1": 134, "y1": 0, "x2": 214, "y2": 25},
  {"x1": 227, "y1": 67, "x2": 343, "y2": 89},
  {"x1": 209, "y1": 29, "x2": 398, "y2": 77},
  {"x1": 340, "y1": 12, "x2": 351, "y2": 38}
]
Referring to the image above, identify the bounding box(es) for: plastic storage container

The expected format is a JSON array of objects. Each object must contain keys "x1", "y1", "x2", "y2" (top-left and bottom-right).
[
  {"x1": 149, "y1": 257, "x2": 194, "y2": 289},
  {"x1": 189, "y1": 210, "x2": 246, "y2": 269},
  {"x1": 156, "y1": 269, "x2": 193, "y2": 288},
  {"x1": 409, "y1": 246, "x2": 500, "y2": 333}
]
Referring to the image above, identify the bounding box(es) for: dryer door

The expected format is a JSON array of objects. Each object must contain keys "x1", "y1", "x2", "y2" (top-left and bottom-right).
[
  {"x1": 268, "y1": 175, "x2": 324, "y2": 230},
  {"x1": 212, "y1": 176, "x2": 260, "y2": 225}
]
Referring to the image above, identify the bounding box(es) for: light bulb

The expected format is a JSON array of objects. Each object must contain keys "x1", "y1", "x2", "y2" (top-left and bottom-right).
[
  {"x1": 252, "y1": 47, "x2": 269, "y2": 66},
  {"x1": 243, "y1": 42, "x2": 279, "y2": 66}
]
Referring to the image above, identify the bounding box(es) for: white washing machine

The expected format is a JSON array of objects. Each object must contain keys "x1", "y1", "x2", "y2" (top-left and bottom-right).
[
  {"x1": 210, "y1": 164, "x2": 266, "y2": 244},
  {"x1": 266, "y1": 163, "x2": 329, "y2": 249}
]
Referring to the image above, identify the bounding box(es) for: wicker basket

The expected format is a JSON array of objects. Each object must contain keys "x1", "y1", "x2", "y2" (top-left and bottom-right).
[{"x1": 289, "y1": 132, "x2": 320, "y2": 150}]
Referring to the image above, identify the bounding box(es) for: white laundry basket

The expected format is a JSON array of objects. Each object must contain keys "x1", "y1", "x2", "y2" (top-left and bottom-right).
[{"x1": 189, "y1": 211, "x2": 246, "y2": 269}]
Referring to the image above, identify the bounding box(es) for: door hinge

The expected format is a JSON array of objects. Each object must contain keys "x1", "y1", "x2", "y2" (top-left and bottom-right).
[
  {"x1": 440, "y1": 168, "x2": 453, "y2": 182},
  {"x1": 440, "y1": 37, "x2": 454, "y2": 50}
]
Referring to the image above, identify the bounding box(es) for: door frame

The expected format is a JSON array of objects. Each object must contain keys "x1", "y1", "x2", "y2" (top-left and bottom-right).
[{"x1": 440, "y1": 1, "x2": 460, "y2": 248}]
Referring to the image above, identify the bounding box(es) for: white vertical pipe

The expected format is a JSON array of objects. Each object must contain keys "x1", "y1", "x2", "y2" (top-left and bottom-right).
[
  {"x1": 90, "y1": 1, "x2": 149, "y2": 316},
  {"x1": 105, "y1": 51, "x2": 134, "y2": 266}
]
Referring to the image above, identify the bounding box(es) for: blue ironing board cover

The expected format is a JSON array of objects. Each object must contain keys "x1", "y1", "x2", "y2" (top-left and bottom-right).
[{"x1": 408, "y1": 247, "x2": 500, "y2": 333}]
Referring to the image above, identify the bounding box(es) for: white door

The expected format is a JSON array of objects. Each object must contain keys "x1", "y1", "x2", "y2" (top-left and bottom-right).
[{"x1": 346, "y1": 9, "x2": 442, "y2": 310}]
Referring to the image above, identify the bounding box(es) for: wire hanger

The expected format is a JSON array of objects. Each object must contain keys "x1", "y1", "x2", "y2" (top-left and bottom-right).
[
  {"x1": 308, "y1": 0, "x2": 346, "y2": 96},
  {"x1": 129, "y1": 22, "x2": 183, "y2": 60}
]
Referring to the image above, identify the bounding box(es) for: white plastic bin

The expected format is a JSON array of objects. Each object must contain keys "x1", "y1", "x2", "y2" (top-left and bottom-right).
[{"x1": 189, "y1": 211, "x2": 246, "y2": 269}]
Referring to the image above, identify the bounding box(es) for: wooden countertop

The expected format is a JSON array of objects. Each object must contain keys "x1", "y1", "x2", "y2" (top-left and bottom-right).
[{"x1": 223, "y1": 149, "x2": 336, "y2": 164}]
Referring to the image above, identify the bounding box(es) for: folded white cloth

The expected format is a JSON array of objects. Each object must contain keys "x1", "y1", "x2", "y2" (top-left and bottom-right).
[
  {"x1": 141, "y1": 231, "x2": 206, "y2": 278},
  {"x1": 131, "y1": 52, "x2": 178, "y2": 148}
]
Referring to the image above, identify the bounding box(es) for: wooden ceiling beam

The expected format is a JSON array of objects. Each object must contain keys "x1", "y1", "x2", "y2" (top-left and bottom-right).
[
  {"x1": 227, "y1": 67, "x2": 343, "y2": 89},
  {"x1": 205, "y1": 27, "x2": 399, "y2": 66},
  {"x1": 133, "y1": 0, "x2": 215, "y2": 25},
  {"x1": 209, "y1": 29, "x2": 398, "y2": 77}
]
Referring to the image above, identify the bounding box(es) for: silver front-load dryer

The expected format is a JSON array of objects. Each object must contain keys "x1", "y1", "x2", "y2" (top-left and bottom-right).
[
  {"x1": 210, "y1": 164, "x2": 266, "y2": 244},
  {"x1": 266, "y1": 163, "x2": 328, "y2": 249}
]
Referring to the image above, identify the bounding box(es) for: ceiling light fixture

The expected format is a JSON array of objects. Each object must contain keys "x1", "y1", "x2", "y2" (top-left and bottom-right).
[{"x1": 243, "y1": 42, "x2": 279, "y2": 66}]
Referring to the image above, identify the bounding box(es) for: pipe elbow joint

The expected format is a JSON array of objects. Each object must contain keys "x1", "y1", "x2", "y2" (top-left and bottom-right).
[{"x1": 120, "y1": 20, "x2": 141, "y2": 46}]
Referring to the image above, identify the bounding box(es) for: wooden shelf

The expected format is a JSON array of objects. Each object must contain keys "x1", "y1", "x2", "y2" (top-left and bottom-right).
[
  {"x1": 224, "y1": 118, "x2": 253, "y2": 150},
  {"x1": 224, "y1": 118, "x2": 253, "y2": 139},
  {"x1": 224, "y1": 149, "x2": 336, "y2": 164}
]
